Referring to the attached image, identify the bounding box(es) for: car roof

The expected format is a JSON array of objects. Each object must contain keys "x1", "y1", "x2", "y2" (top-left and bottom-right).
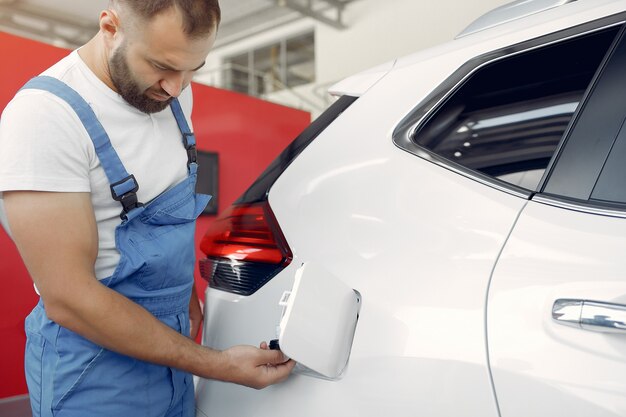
[
  {"x1": 330, "y1": 0, "x2": 626, "y2": 97},
  {"x1": 455, "y1": 0, "x2": 578, "y2": 38}
]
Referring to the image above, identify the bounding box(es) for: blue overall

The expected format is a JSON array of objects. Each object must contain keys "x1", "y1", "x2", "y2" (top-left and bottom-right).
[{"x1": 21, "y1": 76, "x2": 210, "y2": 417}]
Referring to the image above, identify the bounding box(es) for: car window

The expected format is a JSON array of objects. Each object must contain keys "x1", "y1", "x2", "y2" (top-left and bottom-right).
[
  {"x1": 411, "y1": 25, "x2": 620, "y2": 191},
  {"x1": 542, "y1": 25, "x2": 626, "y2": 206},
  {"x1": 590, "y1": 125, "x2": 626, "y2": 205}
]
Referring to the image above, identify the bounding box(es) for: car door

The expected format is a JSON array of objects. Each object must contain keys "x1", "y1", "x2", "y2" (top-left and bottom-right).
[{"x1": 488, "y1": 23, "x2": 626, "y2": 417}]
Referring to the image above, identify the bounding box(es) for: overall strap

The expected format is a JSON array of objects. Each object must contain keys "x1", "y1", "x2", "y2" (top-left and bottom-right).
[
  {"x1": 20, "y1": 76, "x2": 143, "y2": 219},
  {"x1": 169, "y1": 98, "x2": 198, "y2": 175}
]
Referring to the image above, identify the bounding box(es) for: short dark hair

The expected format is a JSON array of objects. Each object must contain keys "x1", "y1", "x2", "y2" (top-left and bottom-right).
[{"x1": 119, "y1": 0, "x2": 221, "y2": 38}]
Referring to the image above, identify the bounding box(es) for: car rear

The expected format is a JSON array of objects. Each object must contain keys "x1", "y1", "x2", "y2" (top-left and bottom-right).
[{"x1": 194, "y1": 2, "x2": 625, "y2": 416}]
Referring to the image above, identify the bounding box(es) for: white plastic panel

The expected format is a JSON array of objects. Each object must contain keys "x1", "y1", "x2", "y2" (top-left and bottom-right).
[{"x1": 278, "y1": 262, "x2": 360, "y2": 379}]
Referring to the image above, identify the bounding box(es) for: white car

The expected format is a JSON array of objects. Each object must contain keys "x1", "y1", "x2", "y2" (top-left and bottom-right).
[{"x1": 195, "y1": 1, "x2": 626, "y2": 416}]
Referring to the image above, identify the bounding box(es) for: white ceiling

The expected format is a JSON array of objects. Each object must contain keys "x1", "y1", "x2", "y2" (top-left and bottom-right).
[{"x1": 0, "y1": 0, "x2": 354, "y2": 50}]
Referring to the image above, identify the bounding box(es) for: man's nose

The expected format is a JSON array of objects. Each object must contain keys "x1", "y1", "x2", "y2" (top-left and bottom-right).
[{"x1": 160, "y1": 72, "x2": 185, "y2": 98}]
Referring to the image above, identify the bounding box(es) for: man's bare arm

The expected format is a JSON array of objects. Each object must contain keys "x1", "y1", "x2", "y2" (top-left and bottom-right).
[
  {"x1": 4, "y1": 190, "x2": 294, "y2": 389},
  {"x1": 189, "y1": 282, "x2": 204, "y2": 340}
]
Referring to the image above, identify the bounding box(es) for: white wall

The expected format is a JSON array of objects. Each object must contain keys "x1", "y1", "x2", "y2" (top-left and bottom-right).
[
  {"x1": 315, "y1": 0, "x2": 510, "y2": 84},
  {"x1": 195, "y1": 0, "x2": 511, "y2": 115}
]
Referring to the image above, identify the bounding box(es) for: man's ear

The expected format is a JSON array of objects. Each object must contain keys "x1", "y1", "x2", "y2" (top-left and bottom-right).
[{"x1": 99, "y1": 9, "x2": 121, "y2": 48}]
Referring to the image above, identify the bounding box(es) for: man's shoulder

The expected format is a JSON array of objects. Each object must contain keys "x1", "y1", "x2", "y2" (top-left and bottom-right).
[
  {"x1": 1, "y1": 76, "x2": 92, "y2": 147},
  {"x1": 5, "y1": 51, "x2": 111, "y2": 126},
  {"x1": 6, "y1": 51, "x2": 82, "y2": 115},
  {"x1": 40, "y1": 50, "x2": 79, "y2": 79},
  {"x1": 4, "y1": 87, "x2": 79, "y2": 126}
]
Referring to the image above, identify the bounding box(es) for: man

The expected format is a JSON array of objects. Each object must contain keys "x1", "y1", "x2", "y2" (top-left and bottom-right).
[{"x1": 0, "y1": 1, "x2": 295, "y2": 416}]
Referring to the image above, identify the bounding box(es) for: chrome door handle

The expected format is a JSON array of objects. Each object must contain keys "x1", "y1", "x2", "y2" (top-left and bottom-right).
[{"x1": 552, "y1": 299, "x2": 626, "y2": 334}]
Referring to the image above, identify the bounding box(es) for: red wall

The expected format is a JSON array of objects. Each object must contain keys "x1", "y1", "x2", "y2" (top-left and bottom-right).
[{"x1": 0, "y1": 31, "x2": 310, "y2": 399}]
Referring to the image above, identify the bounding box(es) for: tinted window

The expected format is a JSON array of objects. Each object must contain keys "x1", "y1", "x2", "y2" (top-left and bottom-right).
[
  {"x1": 413, "y1": 26, "x2": 619, "y2": 191},
  {"x1": 587, "y1": 27, "x2": 626, "y2": 206},
  {"x1": 590, "y1": 127, "x2": 626, "y2": 205},
  {"x1": 543, "y1": 25, "x2": 626, "y2": 205}
]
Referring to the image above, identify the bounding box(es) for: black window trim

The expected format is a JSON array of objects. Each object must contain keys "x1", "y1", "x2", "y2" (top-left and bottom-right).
[
  {"x1": 392, "y1": 12, "x2": 626, "y2": 201},
  {"x1": 533, "y1": 193, "x2": 626, "y2": 219}
]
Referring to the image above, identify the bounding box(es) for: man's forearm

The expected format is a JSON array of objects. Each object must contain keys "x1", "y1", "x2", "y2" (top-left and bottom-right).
[
  {"x1": 45, "y1": 275, "x2": 226, "y2": 379},
  {"x1": 44, "y1": 278, "x2": 294, "y2": 389}
]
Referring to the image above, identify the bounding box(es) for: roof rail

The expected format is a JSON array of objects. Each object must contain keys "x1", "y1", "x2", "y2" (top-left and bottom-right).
[{"x1": 456, "y1": 0, "x2": 578, "y2": 39}]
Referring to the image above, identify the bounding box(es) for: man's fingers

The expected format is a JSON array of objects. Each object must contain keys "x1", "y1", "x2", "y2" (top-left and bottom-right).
[
  {"x1": 222, "y1": 345, "x2": 296, "y2": 389},
  {"x1": 261, "y1": 358, "x2": 295, "y2": 385},
  {"x1": 259, "y1": 347, "x2": 290, "y2": 365},
  {"x1": 272, "y1": 359, "x2": 296, "y2": 381},
  {"x1": 280, "y1": 359, "x2": 296, "y2": 372}
]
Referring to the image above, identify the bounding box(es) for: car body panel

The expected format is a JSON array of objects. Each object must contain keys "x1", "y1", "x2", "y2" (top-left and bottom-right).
[
  {"x1": 196, "y1": 1, "x2": 626, "y2": 416},
  {"x1": 456, "y1": 0, "x2": 577, "y2": 39},
  {"x1": 489, "y1": 200, "x2": 626, "y2": 416},
  {"x1": 197, "y1": 70, "x2": 529, "y2": 415},
  {"x1": 328, "y1": 60, "x2": 396, "y2": 98}
]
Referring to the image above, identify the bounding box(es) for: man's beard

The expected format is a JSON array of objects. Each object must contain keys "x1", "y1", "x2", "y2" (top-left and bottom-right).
[{"x1": 109, "y1": 45, "x2": 174, "y2": 114}]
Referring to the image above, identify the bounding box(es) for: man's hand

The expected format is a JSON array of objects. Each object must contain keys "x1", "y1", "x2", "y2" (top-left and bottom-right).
[{"x1": 219, "y1": 344, "x2": 295, "y2": 389}]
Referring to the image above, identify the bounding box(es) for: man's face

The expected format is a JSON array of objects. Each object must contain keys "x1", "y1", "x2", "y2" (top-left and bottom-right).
[
  {"x1": 109, "y1": 41, "x2": 170, "y2": 114},
  {"x1": 107, "y1": 7, "x2": 215, "y2": 114}
]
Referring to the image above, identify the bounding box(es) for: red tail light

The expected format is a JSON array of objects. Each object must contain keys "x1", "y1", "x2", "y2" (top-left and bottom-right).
[{"x1": 199, "y1": 202, "x2": 292, "y2": 295}]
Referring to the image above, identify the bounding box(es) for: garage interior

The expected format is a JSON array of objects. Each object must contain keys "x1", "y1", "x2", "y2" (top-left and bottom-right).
[{"x1": 0, "y1": 1, "x2": 510, "y2": 416}]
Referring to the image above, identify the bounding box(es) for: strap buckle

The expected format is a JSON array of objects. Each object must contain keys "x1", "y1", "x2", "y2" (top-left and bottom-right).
[
  {"x1": 183, "y1": 132, "x2": 198, "y2": 167},
  {"x1": 110, "y1": 174, "x2": 144, "y2": 220}
]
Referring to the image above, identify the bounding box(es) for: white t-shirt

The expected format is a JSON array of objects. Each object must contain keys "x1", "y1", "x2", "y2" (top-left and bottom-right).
[{"x1": 0, "y1": 50, "x2": 193, "y2": 279}]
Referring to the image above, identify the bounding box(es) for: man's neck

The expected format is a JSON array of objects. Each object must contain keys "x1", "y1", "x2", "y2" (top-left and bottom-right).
[{"x1": 77, "y1": 34, "x2": 117, "y2": 93}]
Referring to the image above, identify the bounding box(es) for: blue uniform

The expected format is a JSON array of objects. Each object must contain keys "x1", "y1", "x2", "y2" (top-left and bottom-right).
[{"x1": 21, "y1": 76, "x2": 210, "y2": 417}]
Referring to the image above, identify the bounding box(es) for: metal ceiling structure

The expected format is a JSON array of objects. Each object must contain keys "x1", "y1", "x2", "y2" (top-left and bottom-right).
[{"x1": 0, "y1": 0, "x2": 355, "y2": 50}]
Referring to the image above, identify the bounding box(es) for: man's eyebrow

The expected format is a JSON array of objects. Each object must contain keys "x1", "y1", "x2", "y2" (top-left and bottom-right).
[{"x1": 154, "y1": 60, "x2": 206, "y2": 72}]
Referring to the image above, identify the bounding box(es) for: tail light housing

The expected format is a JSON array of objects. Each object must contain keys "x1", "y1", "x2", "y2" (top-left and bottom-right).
[
  {"x1": 198, "y1": 96, "x2": 357, "y2": 295},
  {"x1": 199, "y1": 202, "x2": 292, "y2": 295}
]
